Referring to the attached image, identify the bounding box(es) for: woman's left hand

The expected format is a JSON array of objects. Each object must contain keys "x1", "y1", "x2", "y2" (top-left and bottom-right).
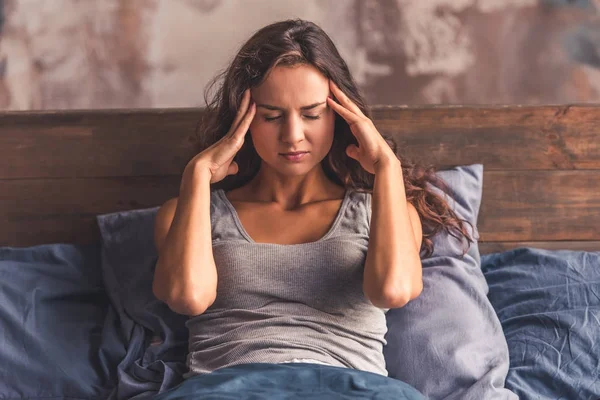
[{"x1": 327, "y1": 80, "x2": 398, "y2": 174}]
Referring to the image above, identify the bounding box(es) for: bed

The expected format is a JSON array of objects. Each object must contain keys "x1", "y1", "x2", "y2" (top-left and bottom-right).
[{"x1": 0, "y1": 105, "x2": 599, "y2": 399}]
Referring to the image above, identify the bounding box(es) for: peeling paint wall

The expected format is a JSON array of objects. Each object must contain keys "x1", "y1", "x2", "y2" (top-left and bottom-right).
[{"x1": 0, "y1": 0, "x2": 598, "y2": 110}]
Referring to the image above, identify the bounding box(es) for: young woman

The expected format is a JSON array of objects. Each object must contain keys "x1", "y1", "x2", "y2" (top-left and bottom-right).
[{"x1": 151, "y1": 18, "x2": 474, "y2": 394}]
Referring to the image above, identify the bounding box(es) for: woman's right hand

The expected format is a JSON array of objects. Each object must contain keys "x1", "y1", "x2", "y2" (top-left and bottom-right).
[{"x1": 184, "y1": 88, "x2": 256, "y2": 184}]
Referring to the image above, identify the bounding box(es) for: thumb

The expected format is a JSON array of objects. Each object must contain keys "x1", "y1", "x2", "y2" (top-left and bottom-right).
[
  {"x1": 346, "y1": 144, "x2": 359, "y2": 160},
  {"x1": 227, "y1": 161, "x2": 239, "y2": 176}
]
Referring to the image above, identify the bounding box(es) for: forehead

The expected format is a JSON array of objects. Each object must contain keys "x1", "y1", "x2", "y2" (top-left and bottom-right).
[{"x1": 251, "y1": 64, "x2": 330, "y2": 107}]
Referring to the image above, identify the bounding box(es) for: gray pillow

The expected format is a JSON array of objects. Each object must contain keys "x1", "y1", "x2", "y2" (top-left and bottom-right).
[{"x1": 383, "y1": 164, "x2": 517, "y2": 399}]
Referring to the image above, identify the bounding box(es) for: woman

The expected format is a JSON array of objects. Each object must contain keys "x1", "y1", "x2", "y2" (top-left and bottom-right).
[{"x1": 151, "y1": 18, "x2": 474, "y2": 397}]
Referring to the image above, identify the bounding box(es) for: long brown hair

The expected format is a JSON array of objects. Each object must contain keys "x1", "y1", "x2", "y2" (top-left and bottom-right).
[{"x1": 193, "y1": 18, "x2": 475, "y2": 259}]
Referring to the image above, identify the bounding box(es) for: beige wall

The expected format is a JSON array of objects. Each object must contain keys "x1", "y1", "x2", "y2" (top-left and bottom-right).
[{"x1": 0, "y1": 0, "x2": 599, "y2": 110}]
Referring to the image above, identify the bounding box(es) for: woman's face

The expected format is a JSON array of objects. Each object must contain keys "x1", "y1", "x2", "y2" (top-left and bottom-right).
[{"x1": 248, "y1": 64, "x2": 336, "y2": 175}]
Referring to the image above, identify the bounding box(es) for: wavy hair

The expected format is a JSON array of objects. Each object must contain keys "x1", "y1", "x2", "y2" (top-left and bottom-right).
[{"x1": 193, "y1": 18, "x2": 476, "y2": 258}]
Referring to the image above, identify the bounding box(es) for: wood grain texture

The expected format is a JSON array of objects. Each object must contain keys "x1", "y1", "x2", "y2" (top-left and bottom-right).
[{"x1": 1, "y1": 105, "x2": 599, "y2": 253}]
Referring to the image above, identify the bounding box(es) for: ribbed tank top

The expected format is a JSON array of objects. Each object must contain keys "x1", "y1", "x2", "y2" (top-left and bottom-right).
[{"x1": 183, "y1": 188, "x2": 389, "y2": 379}]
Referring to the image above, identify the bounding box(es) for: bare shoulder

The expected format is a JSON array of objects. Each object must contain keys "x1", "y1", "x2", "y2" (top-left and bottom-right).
[{"x1": 154, "y1": 197, "x2": 179, "y2": 255}]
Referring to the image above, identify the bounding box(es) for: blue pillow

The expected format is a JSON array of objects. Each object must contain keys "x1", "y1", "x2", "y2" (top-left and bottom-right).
[
  {"x1": 0, "y1": 242, "x2": 121, "y2": 398},
  {"x1": 481, "y1": 247, "x2": 600, "y2": 400},
  {"x1": 383, "y1": 164, "x2": 518, "y2": 399}
]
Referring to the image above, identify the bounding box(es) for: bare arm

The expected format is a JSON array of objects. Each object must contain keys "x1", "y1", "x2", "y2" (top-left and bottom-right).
[
  {"x1": 363, "y1": 158, "x2": 424, "y2": 309},
  {"x1": 152, "y1": 88, "x2": 256, "y2": 316},
  {"x1": 153, "y1": 166, "x2": 217, "y2": 316},
  {"x1": 325, "y1": 80, "x2": 423, "y2": 309}
]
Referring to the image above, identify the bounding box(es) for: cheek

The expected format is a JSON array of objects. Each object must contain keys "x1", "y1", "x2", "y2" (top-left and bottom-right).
[
  {"x1": 248, "y1": 119, "x2": 259, "y2": 135},
  {"x1": 248, "y1": 123, "x2": 274, "y2": 154},
  {"x1": 248, "y1": 120, "x2": 264, "y2": 140},
  {"x1": 249, "y1": 119, "x2": 276, "y2": 135}
]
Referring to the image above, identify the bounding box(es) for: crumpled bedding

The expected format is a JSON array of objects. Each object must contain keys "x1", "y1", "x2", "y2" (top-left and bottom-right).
[
  {"x1": 481, "y1": 247, "x2": 600, "y2": 400},
  {"x1": 1, "y1": 242, "x2": 598, "y2": 399}
]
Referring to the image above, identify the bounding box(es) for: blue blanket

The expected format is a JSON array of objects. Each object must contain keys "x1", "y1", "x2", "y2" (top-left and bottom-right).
[{"x1": 150, "y1": 362, "x2": 425, "y2": 400}]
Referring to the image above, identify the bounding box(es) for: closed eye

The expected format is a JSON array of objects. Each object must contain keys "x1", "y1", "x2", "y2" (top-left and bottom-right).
[{"x1": 264, "y1": 115, "x2": 321, "y2": 122}]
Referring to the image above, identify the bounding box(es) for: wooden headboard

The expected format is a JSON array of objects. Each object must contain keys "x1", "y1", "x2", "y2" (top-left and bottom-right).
[{"x1": 1, "y1": 105, "x2": 599, "y2": 254}]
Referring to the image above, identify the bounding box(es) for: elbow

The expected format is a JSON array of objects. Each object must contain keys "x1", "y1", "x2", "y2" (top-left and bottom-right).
[
  {"x1": 377, "y1": 279, "x2": 423, "y2": 309},
  {"x1": 167, "y1": 290, "x2": 217, "y2": 317},
  {"x1": 379, "y1": 286, "x2": 410, "y2": 309},
  {"x1": 188, "y1": 290, "x2": 218, "y2": 316},
  {"x1": 153, "y1": 279, "x2": 217, "y2": 316},
  {"x1": 152, "y1": 259, "x2": 217, "y2": 316}
]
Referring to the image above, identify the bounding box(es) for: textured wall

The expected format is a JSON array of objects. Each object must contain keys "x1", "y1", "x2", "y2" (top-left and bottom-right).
[{"x1": 0, "y1": 0, "x2": 599, "y2": 110}]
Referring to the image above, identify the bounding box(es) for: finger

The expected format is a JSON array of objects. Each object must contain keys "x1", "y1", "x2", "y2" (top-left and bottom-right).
[
  {"x1": 228, "y1": 89, "x2": 251, "y2": 136},
  {"x1": 212, "y1": 100, "x2": 254, "y2": 156},
  {"x1": 231, "y1": 100, "x2": 256, "y2": 144},
  {"x1": 227, "y1": 161, "x2": 239, "y2": 176},
  {"x1": 327, "y1": 96, "x2": 362, "y2": 126},
  {"x1": 346, "y1": 144, "x2": 359, "y2": 160},
  {"x1": 228, "y1": 89, "x2": 252, "y2": 136},
  {"x1": 329, "y1": 80, "x2": 366, "y2": 118}
]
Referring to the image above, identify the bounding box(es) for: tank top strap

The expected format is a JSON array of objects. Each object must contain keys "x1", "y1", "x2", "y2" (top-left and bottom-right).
[
  {"x1": 210, "y1": 188, "x2": 371, "y2": 243},
  {"x1": 334, "y1": 190, "x2": 371, "y2": 238},
  {"x1": 210, "y1": 189, "x2": 246, "y2": 243}
]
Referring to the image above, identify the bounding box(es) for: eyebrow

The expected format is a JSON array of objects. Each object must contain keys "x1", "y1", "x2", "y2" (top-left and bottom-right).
[{"x1": 256, "y1": 101, "x2": 327, "y2": 111}]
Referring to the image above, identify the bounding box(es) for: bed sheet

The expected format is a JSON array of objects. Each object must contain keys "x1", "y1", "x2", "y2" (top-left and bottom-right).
[{"x1": 481, "y1": 247, "x2": 600, "y2": 400}]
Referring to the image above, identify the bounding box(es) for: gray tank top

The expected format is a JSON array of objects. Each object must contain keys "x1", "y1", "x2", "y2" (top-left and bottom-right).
[{"x1": 183, "y1": 188, "x2": 389, "y2": 379}]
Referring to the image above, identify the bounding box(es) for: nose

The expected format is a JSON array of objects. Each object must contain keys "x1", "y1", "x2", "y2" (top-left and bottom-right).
[{"x1": 280, "y1": 113, "x2": 305, "y2": 145}]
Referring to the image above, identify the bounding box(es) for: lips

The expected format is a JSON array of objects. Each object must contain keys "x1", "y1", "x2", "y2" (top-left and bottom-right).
[{"x1": 280, "y1": 152, "x2": 308, "y2": 162}]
